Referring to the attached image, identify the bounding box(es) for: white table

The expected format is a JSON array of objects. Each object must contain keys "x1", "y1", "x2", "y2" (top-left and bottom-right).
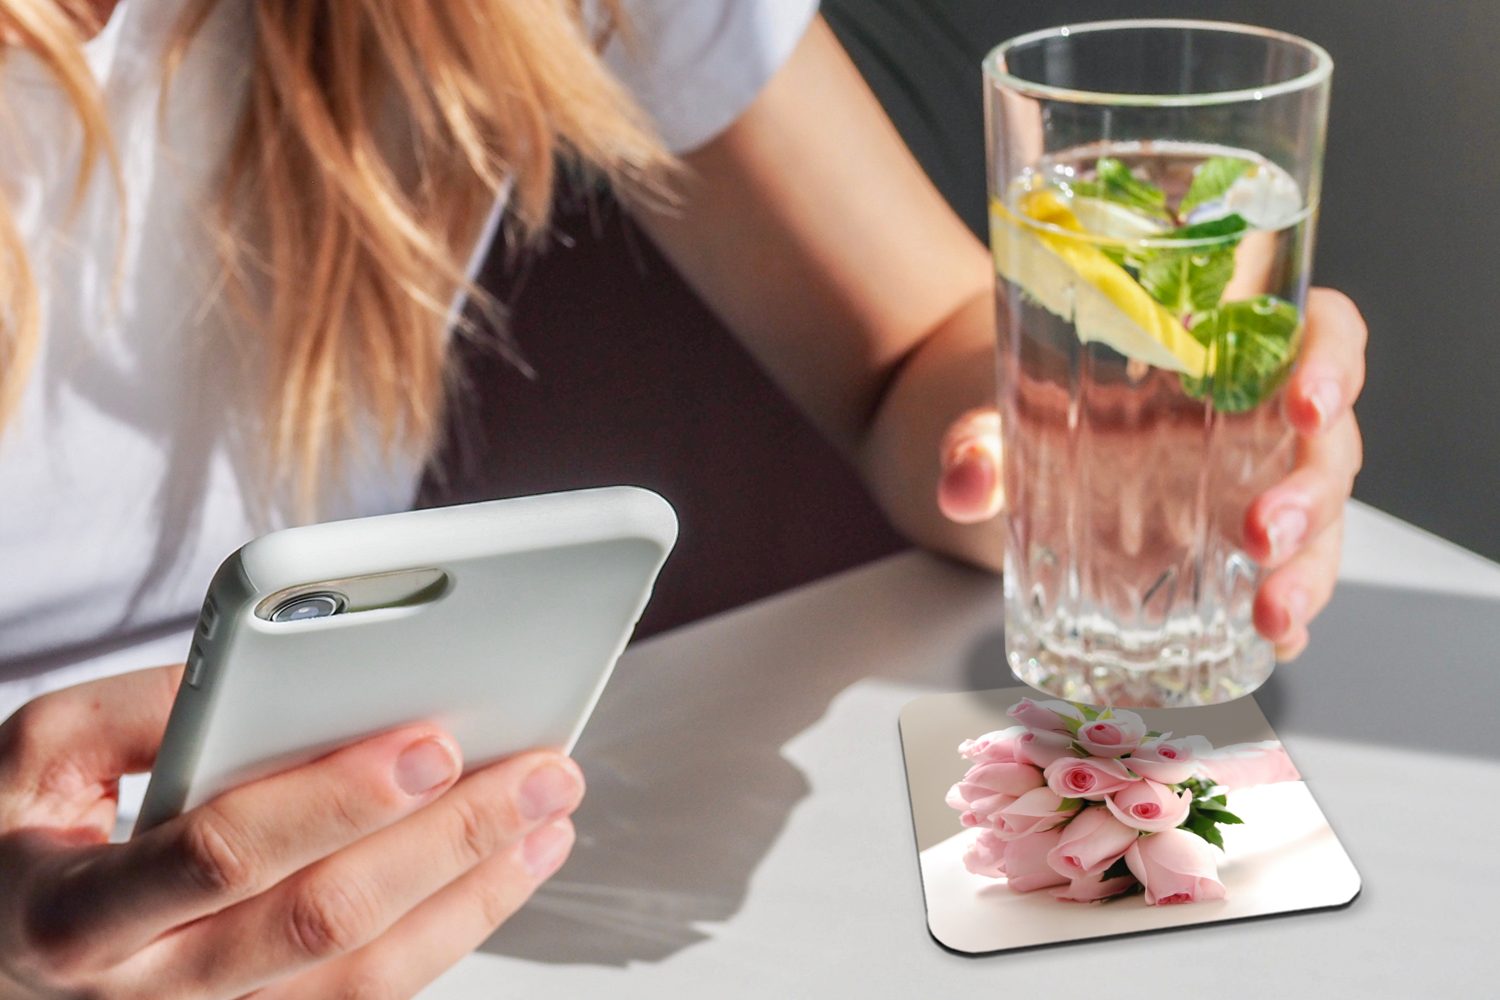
[{"x1": 422, "y1": 501, "x2": 1500, "y2": 998}]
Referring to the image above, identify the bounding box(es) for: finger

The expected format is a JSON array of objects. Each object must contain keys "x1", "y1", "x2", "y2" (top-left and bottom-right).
[
  {"x1": 1275, "y1": 625, "x2": 1311, "y2": 663},
  {"x1": 33, "y1": 725, "x2": 461, "y2": 972},
  {"x1": 937, "y1": 407, "x2": 1002, "y2": 524},
  {"x1": 145, "y1": 752, "x2": 583, "y2": 998},
  {"x1": 1242, "y1": 411, "x2": 1361, "y2": 566},
  {"x1": 1285, "y1": 288, "x2": 1367, "y2": 435},
  {"x1": 0, "y1": 664, "x2": 183, "y2": 792},
  {"x1": 255, "y1": 819, "x2": 577, "y2": 1000},
  {"x1": 1254, "y1": 514, "x2": 1344, "y2": 645}
]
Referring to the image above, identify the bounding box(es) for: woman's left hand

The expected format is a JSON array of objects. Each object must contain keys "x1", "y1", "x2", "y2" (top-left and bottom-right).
[{"x1": 938, "y1": 286, "x2": 1367, "y2": 661}]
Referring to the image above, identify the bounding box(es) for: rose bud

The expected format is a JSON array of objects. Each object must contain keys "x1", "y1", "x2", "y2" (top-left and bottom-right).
[
  {"x1": 1127, "y1": 735, "x2": 1214, "y2": 784},
  {"x1": 1045, "y1": 805, "x2": 1139, "y2": 879},
  {"x1": 958, "y1": 726, "x2": 1026, "y2": 764},
  {"x1": 999, "y1": 827, "x2": 1069, "y2": 893},
  {"x1": 947, "y1": 761, "x2": 1046, "y2": 827},
  {"x1": 1076, "y1": 710, "x2": 1148, "y2": 757},
  {"x1": 1043, "y1": 755, "x2": 1138, "y2": 801},
  {"x1": 1105, "y1": 780, "x2": 1193, "y2": 833},
  {"x1": 1007, "y1": 697, "x2": 1085, "y2": 733},
  {"x1": 1125, "y1": 828, "x2": 1228, "y2": 906},
  {"x1": 1016, "y1": 727, "x2": 1077, "y2": 769},
  {"x1": 995, "y1": 786, "x2": 1081, "y2": 840},
  {"x1": 963, "y1": 828, "x2": 1008, "y2": 878}
]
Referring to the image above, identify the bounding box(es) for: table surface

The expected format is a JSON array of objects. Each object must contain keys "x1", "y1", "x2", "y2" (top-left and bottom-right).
[{"x1": 421, "y1": 500, "x2": 1500, "y2": 999}]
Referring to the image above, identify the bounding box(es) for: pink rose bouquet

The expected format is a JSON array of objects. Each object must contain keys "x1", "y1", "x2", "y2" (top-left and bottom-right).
[{"x1": 945, "y1": 698, "x2": 1282, "y2": 906}]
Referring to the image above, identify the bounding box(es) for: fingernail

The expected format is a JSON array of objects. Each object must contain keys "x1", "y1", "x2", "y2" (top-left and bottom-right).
[
  {"x1": 395, "y1": 738, "x2": 459, "y2": 796},
  {"x1": 1265, "y1": 505, "x2": 1308, "y2": 561},
  {"x1": 1307, "y1": 379, "x2": 1341, "y2": 429},
  {"x1": 940, "y1": 443, "x2": 1000, "y2": 523},
  {"x1": 520, "y1": 761, "x2": 583, "y2": 821},
  {"x1": 1283, "y1": 588, "x2": 1310, "y2": 630},
  {"x1": 522, "y1": 820, "x2": 574, "y2": 878}
]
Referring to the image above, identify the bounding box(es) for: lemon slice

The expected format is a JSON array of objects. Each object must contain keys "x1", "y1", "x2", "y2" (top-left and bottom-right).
[
  {"x1": 990, "y1": 191, "x2": 1208, "y2": 377},
  {"x1": 1069, "y1": 196, "x2": 1167, "y2": 241}
]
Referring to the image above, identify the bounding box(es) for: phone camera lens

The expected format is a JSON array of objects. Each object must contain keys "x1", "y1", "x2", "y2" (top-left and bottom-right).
[{"x1": 269, "y1": 592, "x2": 346, "y2": 623}]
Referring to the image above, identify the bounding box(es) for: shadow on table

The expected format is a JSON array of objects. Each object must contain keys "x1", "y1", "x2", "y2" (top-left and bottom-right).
[
  {"x1": 961, "y1": 581, "x2": 1500, "y2": 762},
  {"x1": 479, "y1": 554, "x2": 995, "y2": 968},
  {"x1": 1254, "y1": 581, "x2": 1500, "y2": 761}
]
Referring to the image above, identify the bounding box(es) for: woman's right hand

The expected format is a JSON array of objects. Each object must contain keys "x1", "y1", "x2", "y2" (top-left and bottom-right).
[{"x1": 0, "y1": 665, "x2": 584, "y2": 999}]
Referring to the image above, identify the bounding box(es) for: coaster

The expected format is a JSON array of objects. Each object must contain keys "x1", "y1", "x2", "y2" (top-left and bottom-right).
[{"x1": 899, "y1": 687, "x2": 1360, "y2": 954}]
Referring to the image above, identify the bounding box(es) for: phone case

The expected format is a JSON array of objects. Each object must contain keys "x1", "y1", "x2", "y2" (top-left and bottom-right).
[{"x1": 134, "y1": 486, "x2": 677, "y2": 834}]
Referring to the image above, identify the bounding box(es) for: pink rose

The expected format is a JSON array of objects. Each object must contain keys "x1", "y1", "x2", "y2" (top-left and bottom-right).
[
  {"x1": 1052, "y1": 874, "x2": 1137, "y2": 902},
  {"x1": 1125, "y1": 828, "x2": 1227, "y2": 906},
  {"x1": 999, "y1": 827, "x2": 1069, "y2": 893},
  {"x1": 1127, "y1": 734, "x2": 1213, "y2": 784},
  {"x1": 1105, "y1": 780, "x2": 1192, "y2": 833},
  {"x1": 946, "y1": 762, "x2": 1046, "y2": 827},
  {"x1": 1007, "y1": 697, "x2": 1085, "y2": 733},
  {"x1": 958, "y1": 726, "x2": 1026, "y2": 764},
  {"x1": 1043, "y1": 755, "x2": 1138, "y2": 801},
  {"x1": 1045, "y1": 805, "x2": 1139, "y2": 879},
  {"x1": 995, "y1": 786, "x2": 1080, "y2": 840},
  {"x1": 1015, "y1": 727, "x2": 1077, "y2": 769},
  {"x1": 962, "y1": 828, "x2": 1007, "y2": 877},
  {"x1": 1076, "y1": 710, "x2": 1148, "y2": 757}
]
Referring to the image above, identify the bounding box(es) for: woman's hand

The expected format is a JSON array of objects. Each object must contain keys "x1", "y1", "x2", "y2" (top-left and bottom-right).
[
  {"x1": 0, "y1": 665, "x2": 582, "y2": 999},
  {"x1": 938, "y1": 286, "x2": 1367, "y2": 661}
]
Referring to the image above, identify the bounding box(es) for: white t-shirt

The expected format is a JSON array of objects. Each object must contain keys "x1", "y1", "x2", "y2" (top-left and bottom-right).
[{"x1": 0, "y1": 0, "x2": 819, "y2": 722}]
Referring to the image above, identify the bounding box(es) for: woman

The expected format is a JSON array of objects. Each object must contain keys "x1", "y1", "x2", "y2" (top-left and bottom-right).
[{"x1": 0, "y1": 1, "x2": 1365, "y2": 996}]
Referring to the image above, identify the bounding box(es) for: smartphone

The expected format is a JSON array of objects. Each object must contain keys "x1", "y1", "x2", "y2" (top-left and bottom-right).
[{"x1": 133, "y1": 486, "x2": 677, "y2": 834}]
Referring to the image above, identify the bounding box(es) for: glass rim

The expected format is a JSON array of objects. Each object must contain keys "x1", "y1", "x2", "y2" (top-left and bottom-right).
[{"x1": 983, "y1": 19, "x2": 1333, "y2": 108}]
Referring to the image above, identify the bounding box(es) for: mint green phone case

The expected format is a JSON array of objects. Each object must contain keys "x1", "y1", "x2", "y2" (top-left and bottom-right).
[{"x1": 134, "y1": 486, "x2": 676, "y2": 834}]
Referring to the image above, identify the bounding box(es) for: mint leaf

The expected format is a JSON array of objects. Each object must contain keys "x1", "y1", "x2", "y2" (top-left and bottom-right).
[
  {"x1": 1100, "y1": 856, "x2": 1134, "y2": 881},
  {"x1": 1135, "y1": 215, "x2": 1249, "y2": 315},
  {"x1": 1181, "y1": 296, "x2": 1301, "y2": 412},
  {"x1": 1073, "y1": 157, "x2": 1170, "y2": 220},
  {"x1": 1180, "y1": 156, "x2": 1253, "y2": 217}
]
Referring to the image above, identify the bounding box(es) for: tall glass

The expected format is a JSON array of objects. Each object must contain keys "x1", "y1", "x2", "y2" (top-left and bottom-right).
[{"x1": 985, "y1": 21, "x2": 1332, "y2": 707}]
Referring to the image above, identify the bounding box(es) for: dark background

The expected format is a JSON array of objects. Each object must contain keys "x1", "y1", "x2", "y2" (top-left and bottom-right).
[{"x1": 422, "y1": 2, "x2": 1497, "y2": 635}]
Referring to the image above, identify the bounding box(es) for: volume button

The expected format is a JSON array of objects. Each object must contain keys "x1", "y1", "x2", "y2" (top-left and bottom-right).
[{"x1": 185, "y1": 641, "x2": 206, "y2": 688}]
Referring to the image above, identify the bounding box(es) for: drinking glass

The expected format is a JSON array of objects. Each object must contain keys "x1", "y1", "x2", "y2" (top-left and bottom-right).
[{"x1": 985, "y1": 20, "x2": 1332, "y2": 706}]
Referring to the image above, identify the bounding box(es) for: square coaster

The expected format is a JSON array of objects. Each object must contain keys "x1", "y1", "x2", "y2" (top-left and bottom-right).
[{"x1": 899, "y1": 687, "x2": 1360, "y2": 955}]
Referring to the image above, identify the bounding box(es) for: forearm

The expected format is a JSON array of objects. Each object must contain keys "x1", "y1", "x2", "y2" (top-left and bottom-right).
[{"x1": 856, "y1": 286, "x2": 1004, "y2": 572}]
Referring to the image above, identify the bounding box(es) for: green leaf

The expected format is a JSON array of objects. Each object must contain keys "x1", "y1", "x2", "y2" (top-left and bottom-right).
[
  {"x1": 1057, "y1": 797, "x2": 1083, "y2": 812},
  {"x1": 1077, "y1": 704, "x2": 1101, "y2": 721},
  {"x1": 1180, "y1": 296, "x2": 1302, "y2": 412},
  {"x1": 1180, "y1": 814, "x2": 1226, "y2": 850},
  {"x1": 1073, "y1": 157, "x2": 1170, "y2": 220},
  {"x1": 1211, "y1": 794, "x2": 1228, "y2": 806},
  {"x1": 1134, "y1": 214, "x2": 1248, "y2": 316},
  {"x1": 1180, "y1": 156, "x2": 1253, "y2": 217},
  {"x1": 1061, "y1": 715, "x2": 1083, "y2": 735},
  {"x1": 1100, "y1": 856, "x2": 1134, "y2": 881}
]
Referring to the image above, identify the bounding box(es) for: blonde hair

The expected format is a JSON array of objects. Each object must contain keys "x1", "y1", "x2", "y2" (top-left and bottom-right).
[{"x1": 0, "y1": 0, "x2": 671, "y2": 507}]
